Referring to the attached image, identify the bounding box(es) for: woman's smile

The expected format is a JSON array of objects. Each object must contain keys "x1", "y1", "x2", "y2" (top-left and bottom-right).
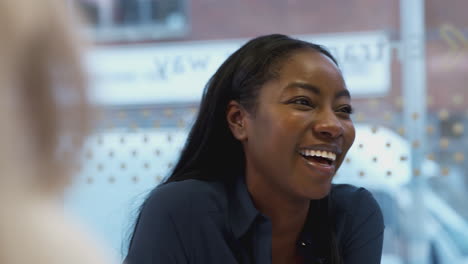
[{"x1": 297, "y1": 145, "x2": 341, "y2": 177}]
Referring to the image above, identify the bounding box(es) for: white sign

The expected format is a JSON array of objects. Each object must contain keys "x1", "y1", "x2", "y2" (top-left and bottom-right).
[{"x1": 88, "y1": 32, "x2": 390, "y2": 105}]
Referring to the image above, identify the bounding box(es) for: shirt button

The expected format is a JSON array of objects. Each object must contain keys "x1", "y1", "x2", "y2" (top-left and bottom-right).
[{"x1": 301, "y1": 242, "x2": 306, "y2": 246}]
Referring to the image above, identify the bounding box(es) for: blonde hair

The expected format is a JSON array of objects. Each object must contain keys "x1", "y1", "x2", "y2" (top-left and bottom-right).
[
  {"x1": 0, "y1": 0, "x2": 91, "y2": 196},
  {"x1": 0, "y1": 1, "x2": 112, "y2": 263}
]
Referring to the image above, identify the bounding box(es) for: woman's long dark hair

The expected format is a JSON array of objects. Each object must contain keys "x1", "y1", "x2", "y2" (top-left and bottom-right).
[{"x1": 129, "y1": 34, "x2": 343, "y2": 263}]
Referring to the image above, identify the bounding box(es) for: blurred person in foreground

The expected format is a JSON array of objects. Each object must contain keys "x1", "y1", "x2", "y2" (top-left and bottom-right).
[
  {"x1": 0, "y1": 0, "x2": 113, "y2": 263},
  {"x1": 125, "y1": 34, "x2": 384, "y2": 264}
]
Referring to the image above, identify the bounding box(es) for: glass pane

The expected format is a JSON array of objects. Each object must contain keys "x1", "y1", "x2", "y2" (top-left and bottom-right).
[
  {"x1": 65, "y1": 1, "x2": 468, "y2": 263},
  {"x1": 73, "y1": 0, "x2": 188, "y2": 41}
]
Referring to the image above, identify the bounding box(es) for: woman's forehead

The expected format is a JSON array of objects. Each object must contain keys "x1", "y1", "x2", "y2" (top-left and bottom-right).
[
  {"x1": 279, "y1": 49, "x2": 339, "y2": 75},
  {"x1": 270, "y1": 50, "x2": 344, "y2": 89}
]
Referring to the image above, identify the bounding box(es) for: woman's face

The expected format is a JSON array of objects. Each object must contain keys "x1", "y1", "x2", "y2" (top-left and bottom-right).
[{"x1": 242, "y1": 49, "x2": 355, "y2": 200}]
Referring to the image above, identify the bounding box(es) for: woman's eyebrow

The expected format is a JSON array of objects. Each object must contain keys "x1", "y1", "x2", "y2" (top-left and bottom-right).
[
  {"x1": 335, "y1": 89, "x2": 351, "y2": 99},
  {"x1": 285, "y1": 82, "x2": 320, "y2": 95},
  {"x1": 284, "y1": 82, "x2": 351, "y2": 100}
]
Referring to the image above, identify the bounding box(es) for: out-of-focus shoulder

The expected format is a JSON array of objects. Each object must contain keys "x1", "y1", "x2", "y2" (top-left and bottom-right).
[{"x1": 1, "y1": 201, "x2": 115, "y2": 264}]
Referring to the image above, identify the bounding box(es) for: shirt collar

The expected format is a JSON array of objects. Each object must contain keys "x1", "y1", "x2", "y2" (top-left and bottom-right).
[
  {"x1": 226, "y1": 176, "x2": 331, "y2": 239},
  {"x1": 227, "y1": 175, "x2": 261, "y2": 239}
]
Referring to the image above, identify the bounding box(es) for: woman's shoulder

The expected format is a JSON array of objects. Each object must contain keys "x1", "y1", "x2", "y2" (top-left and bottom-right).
[
  {"x1": 331, "y1": 184, "x2": 380, "y2": 211},
  {"x1": 144, "y1": 179, "x2": 228, "y2": 215},
  {"x1": 330, "y1": 185, "x2": 385, "y2": 257},
  {"x1": 330, "y1": 184, "x2": 383, "y2": 226}
]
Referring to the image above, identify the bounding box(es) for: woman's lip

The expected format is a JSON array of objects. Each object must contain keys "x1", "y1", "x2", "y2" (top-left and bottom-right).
[
  {"x1": 298, "y1": 144, "x2": 342, "y2": 155},
  {"x1": 300, "y1": 155, "x2": 336, "y2": 176}
]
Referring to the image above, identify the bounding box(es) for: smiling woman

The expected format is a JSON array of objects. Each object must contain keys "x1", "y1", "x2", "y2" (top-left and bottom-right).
[{"x1": 125, "y1": 34, "x2": 384, "y2": 264}]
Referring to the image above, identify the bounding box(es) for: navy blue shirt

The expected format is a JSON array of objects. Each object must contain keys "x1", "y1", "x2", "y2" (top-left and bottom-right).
[{"x1": 125, "y1": 177, "x2": 384, "y2": 264}]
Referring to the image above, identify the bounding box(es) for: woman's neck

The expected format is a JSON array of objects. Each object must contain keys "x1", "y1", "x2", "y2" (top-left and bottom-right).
[
  {"x1": 246, "y1": 174, "x2": 310, "y2": 264},
  {"x1": 245, "y1": 174, "x2": 309, "y2": 240}
]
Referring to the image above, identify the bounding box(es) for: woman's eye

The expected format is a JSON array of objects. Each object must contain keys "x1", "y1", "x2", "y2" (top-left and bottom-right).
[
  {"x1": 291, "y1": 98, "x2": 313, "y2": 106},
  {"x1": 337, "y1": 105, "x2": 354, "y2": 114}
]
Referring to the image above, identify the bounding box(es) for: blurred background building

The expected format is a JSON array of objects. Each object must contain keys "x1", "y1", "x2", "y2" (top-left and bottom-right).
[{"x1": 64, "y1": 1, "x2": 468, "y2": 263}]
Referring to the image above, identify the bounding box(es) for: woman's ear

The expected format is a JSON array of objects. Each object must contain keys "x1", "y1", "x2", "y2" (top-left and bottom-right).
[{"x1": 226, "y1": 100, "x2": 248, "y2": 141}]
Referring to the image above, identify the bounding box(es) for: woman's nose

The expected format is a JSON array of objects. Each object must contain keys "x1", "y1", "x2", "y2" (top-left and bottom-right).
[{"x1": 313, "y1": 111, "x2": 344, "y2": 139}]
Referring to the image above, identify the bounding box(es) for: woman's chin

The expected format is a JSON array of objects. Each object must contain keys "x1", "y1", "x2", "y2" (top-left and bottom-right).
[{"x1": 302, "y1": 182, "x2": 332, "y2": 200}]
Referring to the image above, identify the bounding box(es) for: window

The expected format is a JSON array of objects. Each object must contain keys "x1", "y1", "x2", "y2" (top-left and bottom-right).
[
  {"x1": 66, "y1": 1, "x2": 468, "y2": 262},
  {"x1": 73, "y1": 0, "x2": 188, "y2": 42}
]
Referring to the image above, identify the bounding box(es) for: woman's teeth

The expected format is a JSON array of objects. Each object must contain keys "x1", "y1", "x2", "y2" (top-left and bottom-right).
[{"x1": 299, "y1": 150, "x2": 336, "y2": 162}]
